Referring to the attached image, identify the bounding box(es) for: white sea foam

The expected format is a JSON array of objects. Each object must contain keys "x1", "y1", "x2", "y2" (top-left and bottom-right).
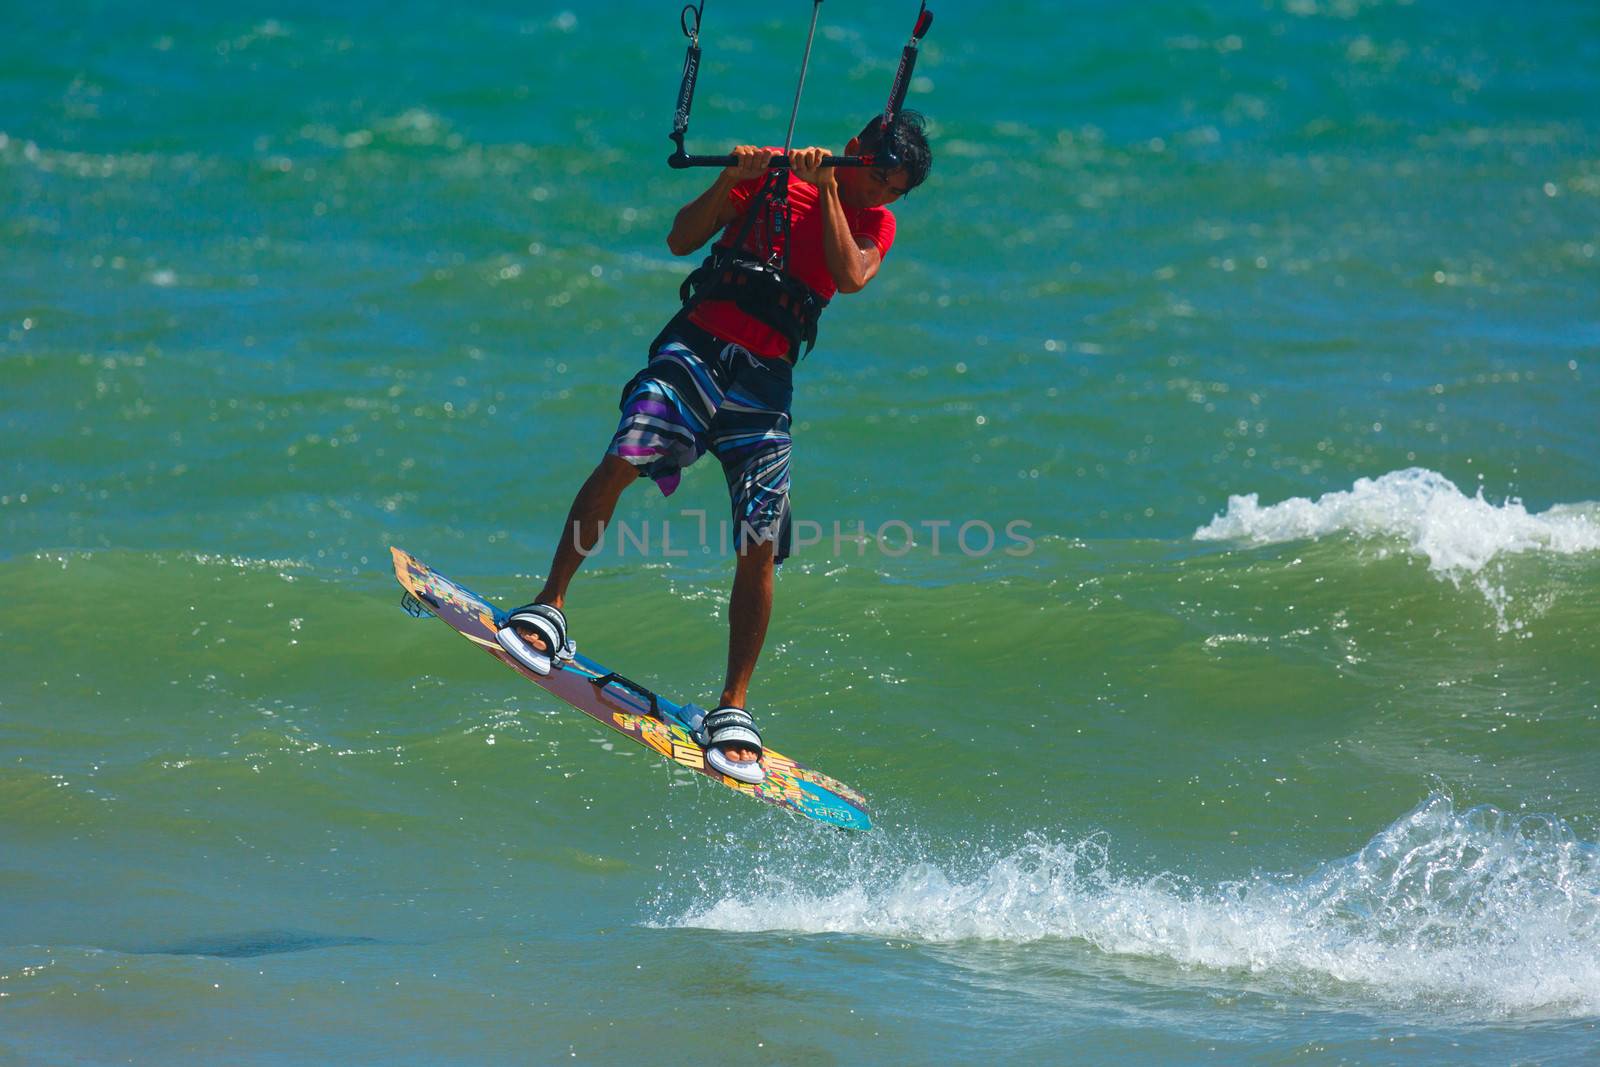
[
  {"x1": 1192, "y1": 468, "x2": 1600, "y2": 628},
  {"x1": 673, "y1": 794, "x2": 1600, "y2": 1020},
  {"x1": 1192, "y1": 468, "x2": 1600, "y2": 576}
]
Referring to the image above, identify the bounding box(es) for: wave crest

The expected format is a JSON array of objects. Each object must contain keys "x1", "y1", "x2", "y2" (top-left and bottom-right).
[{"x1": 1192, "y1": 468, "x2": 1600, "y2": 575}]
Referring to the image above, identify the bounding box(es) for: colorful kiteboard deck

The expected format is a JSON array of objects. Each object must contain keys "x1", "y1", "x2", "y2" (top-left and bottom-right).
[{"x1": 390, "y1": 547, "x2": 871, "y2": 831}]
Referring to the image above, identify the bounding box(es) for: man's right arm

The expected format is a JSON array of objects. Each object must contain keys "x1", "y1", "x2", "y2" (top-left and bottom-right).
[{"x1": 666, "y1": 146, "x2": 772, "y2": 256}]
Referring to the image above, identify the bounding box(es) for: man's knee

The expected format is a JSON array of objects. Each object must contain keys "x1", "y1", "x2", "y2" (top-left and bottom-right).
[{"x1": 735, "y1": 533, "x2": 776, "y2": 568}]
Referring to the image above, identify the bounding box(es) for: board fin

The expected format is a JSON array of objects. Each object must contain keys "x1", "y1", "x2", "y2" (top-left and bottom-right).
[{"x1": 400, "y1": 590, "x2": 435, "y2": 618}]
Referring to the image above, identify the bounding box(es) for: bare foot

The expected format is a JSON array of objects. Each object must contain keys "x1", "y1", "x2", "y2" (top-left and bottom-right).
[
  {"x1": 707, "y1": 703, "x2": 761, "y2": 765},
  {"x1": 511, "y1": 623, "x2": 550, "y2": 653}
]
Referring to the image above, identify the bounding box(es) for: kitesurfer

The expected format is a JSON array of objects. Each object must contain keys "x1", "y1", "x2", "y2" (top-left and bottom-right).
[
  {"x1": 498, "y1": 114, "x2": 931, "y2": 783},
  {"x1": 500, "y1": 0, "x2": 936, "y2": 785}
]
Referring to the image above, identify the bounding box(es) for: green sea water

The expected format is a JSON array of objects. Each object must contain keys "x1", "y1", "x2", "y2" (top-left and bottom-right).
[{"x1": 4, "y1": 2, "x2": 1599, "y2": 1063}]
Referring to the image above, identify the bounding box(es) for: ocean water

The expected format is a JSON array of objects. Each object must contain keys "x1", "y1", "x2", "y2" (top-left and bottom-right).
[{"x1": 4, "y1": 1, "x2": 1599, "y2": 1063}]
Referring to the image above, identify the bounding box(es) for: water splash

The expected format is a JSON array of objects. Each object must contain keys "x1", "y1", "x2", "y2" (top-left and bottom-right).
[{"x1": 666, "y1": 794, "x2": 1600, "y2": 1020}]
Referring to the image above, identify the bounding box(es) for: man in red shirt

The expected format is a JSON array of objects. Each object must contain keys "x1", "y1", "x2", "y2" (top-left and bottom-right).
[{"x1": 498, "y1": 113, "x2": 932, "y2": 784}]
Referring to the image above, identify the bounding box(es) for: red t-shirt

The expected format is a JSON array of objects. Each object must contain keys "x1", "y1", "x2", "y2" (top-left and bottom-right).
[{"x1": 689, "y1": 173, "x2": 896, "y2": 359}]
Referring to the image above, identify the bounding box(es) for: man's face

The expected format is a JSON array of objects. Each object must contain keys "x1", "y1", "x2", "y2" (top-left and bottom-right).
[
  {"x1": 856, "y1": 165, "x2": 912, "y2": 208},
  {"x1": 839, "y1": 136, "x2": 912, "y2": 208}
]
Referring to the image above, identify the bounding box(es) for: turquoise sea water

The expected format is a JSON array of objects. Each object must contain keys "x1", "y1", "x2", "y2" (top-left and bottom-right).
[{"x1": 4, "y1": 1, "x2": 1599, "y2": 1063}]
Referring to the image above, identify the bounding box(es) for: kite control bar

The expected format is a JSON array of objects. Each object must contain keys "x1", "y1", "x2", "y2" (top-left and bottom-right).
[
  {"x1": 666, "y1": 1, "x2": 933, "y2": 171},
  {"x1": 668, "y1": 151, "x2": 868, "y2": 171}
]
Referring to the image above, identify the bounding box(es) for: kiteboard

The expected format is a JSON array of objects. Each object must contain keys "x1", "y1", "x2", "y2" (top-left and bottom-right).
[{"x1": 390, "y1": 547, "x2": 871, "y2": 831}]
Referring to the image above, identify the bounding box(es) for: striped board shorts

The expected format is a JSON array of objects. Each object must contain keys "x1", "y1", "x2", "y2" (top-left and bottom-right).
[{"x1": 608, "y1": 318, "x2": 795, "y2": 562}]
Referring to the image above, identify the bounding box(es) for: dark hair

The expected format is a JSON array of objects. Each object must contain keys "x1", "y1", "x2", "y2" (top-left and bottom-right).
[{"x1": 856, "y1": 110, "x2": 932, "y2": 190}]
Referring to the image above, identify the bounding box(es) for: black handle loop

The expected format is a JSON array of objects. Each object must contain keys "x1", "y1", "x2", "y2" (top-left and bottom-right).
[
  {"x1": 876, "y1": 2, "x2": 933, "y2": 170},
  {"x1": 669, "y1": 3, "x2": 706, "y2": 162}
]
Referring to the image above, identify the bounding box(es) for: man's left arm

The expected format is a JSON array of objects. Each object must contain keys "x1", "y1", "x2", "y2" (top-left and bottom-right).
[{"x1": 791, "y1": 147, "x2": 882, "y2": 294}]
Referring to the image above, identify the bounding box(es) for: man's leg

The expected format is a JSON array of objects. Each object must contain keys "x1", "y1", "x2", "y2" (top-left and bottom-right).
[
  {"x1": 516, "y1": 453, "x2": 639, "y2": 647},
  {"x1": 716, "y1": 536, "x2": 775, "y2": 764}
]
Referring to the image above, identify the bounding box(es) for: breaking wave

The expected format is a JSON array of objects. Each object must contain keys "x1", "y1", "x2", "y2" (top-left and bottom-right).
[
  {"x1": 1192, "y1": 468, "x2": 1600, "y2": 575},
  {"x1": 668, "y1": 794, "x2": 1600, "y2": 1020},
  {"x1": 1192, "y1": 468, "x2": 1600, "y2": 629}
]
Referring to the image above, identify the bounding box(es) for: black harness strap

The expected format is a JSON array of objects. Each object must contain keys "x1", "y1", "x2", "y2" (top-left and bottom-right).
[{"x1": 678, "y1": 251, "x2": 827, "y2": 360}]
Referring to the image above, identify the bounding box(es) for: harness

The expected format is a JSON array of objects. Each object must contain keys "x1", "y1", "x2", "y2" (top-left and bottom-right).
[{"x1": 677, "y1": 171, "x2": 827, "y2": 359}]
